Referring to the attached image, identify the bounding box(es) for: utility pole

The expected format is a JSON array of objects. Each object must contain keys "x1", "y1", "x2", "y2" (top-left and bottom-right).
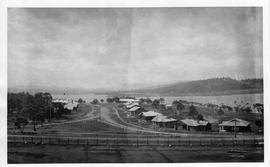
[{"x1": 232, "y1": 119, "x2": 239, "y2": 139}]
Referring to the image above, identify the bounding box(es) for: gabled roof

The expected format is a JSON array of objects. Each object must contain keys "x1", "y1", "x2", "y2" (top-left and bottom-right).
[
  {"x1": 128, "y1": 106, "x2": 141, "y2": 112},
  {"x1": 140, "y1": 111, "x2": 162, "y2": 117},
  {"x1": 181, "y1": 119, "x2": 209, "y2": 126},
  {"x1": 127, "y1": 103, "x2": 139, "y2": 108},
  {"x1": 152, "y1": 115, "x2": 177, "y2": 123},
  {"x1": 219, "y1": 118, "x2": 250, "y2": 127}
]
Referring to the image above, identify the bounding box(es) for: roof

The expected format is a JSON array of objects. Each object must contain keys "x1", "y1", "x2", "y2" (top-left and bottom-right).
[
  {"x1": 140, "y1": 111, "x2": 162, "y2": 117},
  {"x1": 181, "y1": 119, "x2": 209, "y2": 126},
  {"x1": 152, "y1": 115, "x2": 177, "y2": 123},
  {"x1": 127, "y1": 103, "x2": 139, "y2": 108},
  {"x1": 120, "y1": 99, "x2": 139, "y2": 102},
  {"x1": 64, "y1": 102, "x2": 78, "y2": 110},
  {"x1": 52, "y1": 99, "x2": 69, "y2": 104},
  {"x1": 128, "y1": 106, "x2": 141, "y2": 112},
  {"x1": 219, "y1": 118, "x2": 250, "y2": 127}
]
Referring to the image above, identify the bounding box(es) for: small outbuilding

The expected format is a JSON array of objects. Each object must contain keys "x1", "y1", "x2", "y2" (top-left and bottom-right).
[
  {"x1": 219, "y1": 118, "x2": 251, "y2": 132},
  {"x1": 181, "y1": 119, "x2": 211, "y2": 131}
]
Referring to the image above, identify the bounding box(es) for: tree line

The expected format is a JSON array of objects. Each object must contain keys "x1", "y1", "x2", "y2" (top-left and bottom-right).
[{"x1": 8, "y1": 92, "x2": 70, "y2": 133}]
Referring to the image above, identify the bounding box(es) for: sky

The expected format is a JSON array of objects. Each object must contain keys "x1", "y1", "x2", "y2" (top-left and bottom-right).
[{"x1": 8, "y1": 8, "x2": 263, "y2": 90}]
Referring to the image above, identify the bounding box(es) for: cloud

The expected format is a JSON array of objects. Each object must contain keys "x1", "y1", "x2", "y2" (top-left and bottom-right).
[{"x1": 8, "y1": 8, "x2": 263, "y2": 90}]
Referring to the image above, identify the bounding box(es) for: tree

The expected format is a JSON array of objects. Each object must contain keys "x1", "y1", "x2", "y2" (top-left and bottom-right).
[
  {"x1": 78, "y1": 98, "x2": 84, "y2": 103},
  {"x1": 152, "y1": 99, "x2": 160, "y2": 108},
  {"x1": 172, "y1": 100, "x2": 179, "y2": 106},
  {"x1": 188, "y1": 105, "x2": 198, "y2": 117},
  {"x1": 112, "y1": 97, "x2": 120, "y2": 103},
  {"x1": 15, "y1": 117, "x2": 28, "y2": 133},
  {"x1": 197, "y1": 114, "x2": 204, "y2": 121},
  {"x1": 217, "y1": 108, "x2": 224, "y2": 115},
  {"x1": 176, "y1": 103, "x2": 185, "y2": 111},
  {"x1": 100, "y1": 99, "x2": 104, "y2": 103},
  {"x1": 91, "y1": 99, "x2": 99, "y2": 104},
  {"x1": 145, "y1": 98, "x2": 152, "y2": 104},
  {"x1": 159, "y1": 98, "x2": 165, "y2": 104},
  {"x1": 106, "y1": 98, "x2": 113, "y2": 103}
]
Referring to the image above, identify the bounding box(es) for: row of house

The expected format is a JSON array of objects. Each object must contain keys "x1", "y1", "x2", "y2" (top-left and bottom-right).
[{"x1": 122, "y1": 99, "x2": 252, "y2": 132}]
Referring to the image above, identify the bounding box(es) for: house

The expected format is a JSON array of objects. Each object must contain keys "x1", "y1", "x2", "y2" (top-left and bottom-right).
[
  {"x1": 152, "y1": 115, "x2": 178, "y2": 128},
  {"x1": 138, "y1": 111, "x2": 163, "y2": 121},
  {"x1": 64, "y1": 102, "x2": 78, "y2": 110},
  {"x1": 181, "y1": 119, "x2": 211, "y2": 131},
  {"x1": 219, "y1": 118, "x2": 251, "y2": 132},
  {"x1": 128, "y1": 106, "x2": 144, "y2": 116}
]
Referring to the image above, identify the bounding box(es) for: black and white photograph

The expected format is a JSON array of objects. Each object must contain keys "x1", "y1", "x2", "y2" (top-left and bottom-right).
[{"x1": 1, "y1": 0, "x2": 270, "y2": 165}]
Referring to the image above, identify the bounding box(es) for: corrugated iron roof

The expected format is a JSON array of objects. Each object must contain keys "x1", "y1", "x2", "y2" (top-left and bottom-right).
[
  {"x1": 152, "y1": 115, "x2": 177, "y2": 123},
  {"x1": 140, "y1": 111, "x2": 162, "y2": 117},
  {"x1": 181, "y1": 119, "x2": 209, "y2": 126},
  {"x1": 128, "y1": 106, "x2": 141, "y2": 112},
  {"x1": 219, "y1": 118, "x2": 250, "y2": 127}
]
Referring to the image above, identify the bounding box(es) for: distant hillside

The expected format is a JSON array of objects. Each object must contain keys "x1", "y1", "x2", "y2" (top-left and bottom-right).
[{"x1": 118, "y1": 78, "x2": 263, "y2": 96}]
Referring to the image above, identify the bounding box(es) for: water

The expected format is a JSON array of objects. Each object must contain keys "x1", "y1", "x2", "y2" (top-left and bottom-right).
[
  {"x1": 52, "y1": 93, "x2": 263, "y2": 106},
  {"x1": 52, "y1": 94, "x2": 108, "y2": 103},
  {"x1": 143, "y1": 93, "x2": 263, "y2": 106}
]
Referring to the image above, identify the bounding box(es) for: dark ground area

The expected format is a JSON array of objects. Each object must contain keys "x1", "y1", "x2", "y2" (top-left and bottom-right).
[{"x1": 8, "y1": 143, "x2": 263, "y2": 163}]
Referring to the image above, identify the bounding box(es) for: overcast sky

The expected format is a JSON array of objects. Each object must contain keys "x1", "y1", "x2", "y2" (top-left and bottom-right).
[{"x1": 8, "y1": 8, "x2": 262, "y2": 90}]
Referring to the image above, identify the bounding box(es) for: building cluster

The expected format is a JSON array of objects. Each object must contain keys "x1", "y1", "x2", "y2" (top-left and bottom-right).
[{"x1": 120, "y1": 98, "x2": 253, "y2": 133}]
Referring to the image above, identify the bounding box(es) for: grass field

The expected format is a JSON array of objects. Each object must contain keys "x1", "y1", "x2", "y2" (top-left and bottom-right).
[{"x1": 8, "y1": 143, "x2": 263, "y2": 163}]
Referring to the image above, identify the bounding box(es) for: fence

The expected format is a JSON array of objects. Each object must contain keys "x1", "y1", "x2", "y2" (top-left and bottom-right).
[{"x1": 8, "y1": 135, "x2": 263, "y2": 147}]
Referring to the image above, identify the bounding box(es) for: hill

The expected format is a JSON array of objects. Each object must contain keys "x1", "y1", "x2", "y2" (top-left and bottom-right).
[{"x1": 117, "y1": 78, "x2": 263, "y2": 96}]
